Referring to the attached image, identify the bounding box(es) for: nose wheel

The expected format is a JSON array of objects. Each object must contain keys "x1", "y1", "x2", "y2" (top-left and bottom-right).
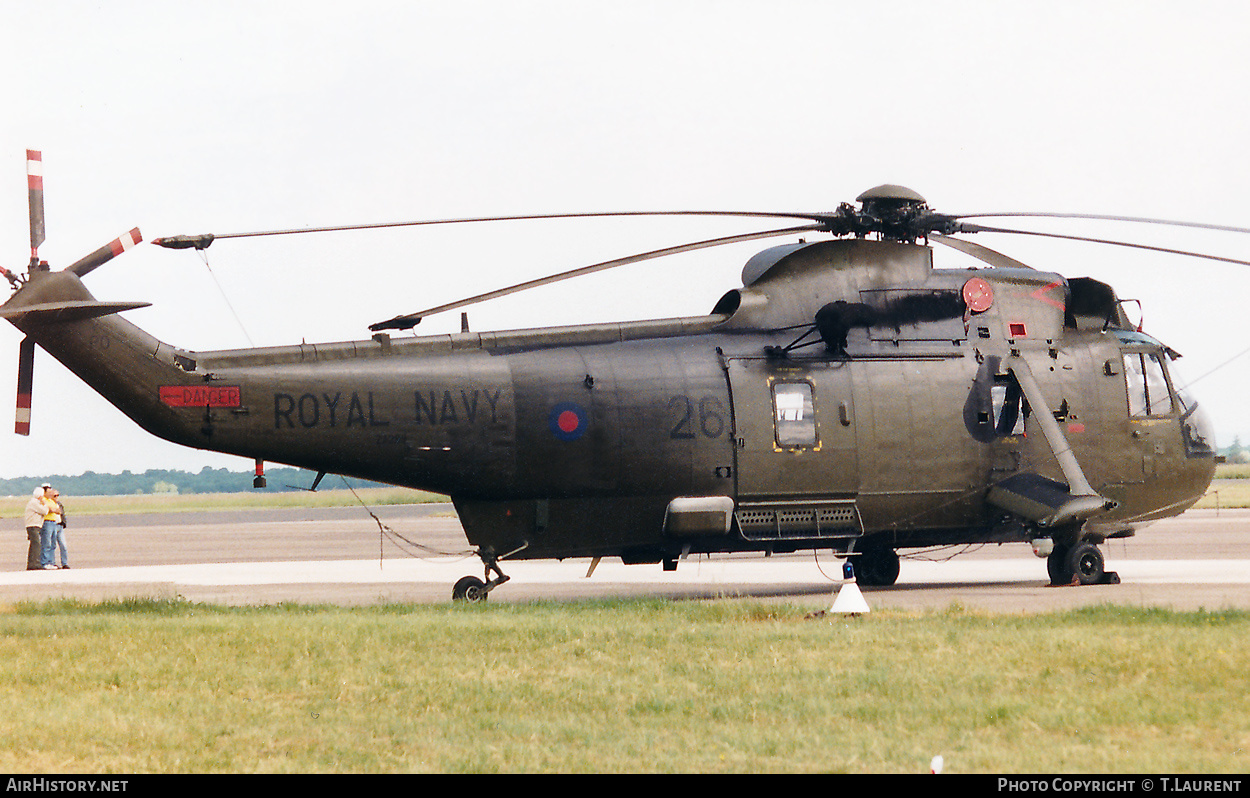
[{"x1": 452, "y1": 549, "x2": 512, "y2": 602}]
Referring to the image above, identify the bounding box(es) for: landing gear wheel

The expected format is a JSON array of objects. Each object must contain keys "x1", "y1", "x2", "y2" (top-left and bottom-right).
[
  {"x1": 1068, "y1": 541, "x2": 1105, "y2": 585},
  {"x1": 451, "y1": 548, "x2": 514, "y2": 602},
  {"x1": 452, "y1": 575, "x2": 489, "y2": 602},
  {"x1": 852, "y1": 545, "x2": 900, "y2": 587},
  {"x1": 1048, "y1": 540, "x2": 1106, "y2": 586},
  {"x1": 1046, "y1": 542, "x2": 1073, "y2": 585}
]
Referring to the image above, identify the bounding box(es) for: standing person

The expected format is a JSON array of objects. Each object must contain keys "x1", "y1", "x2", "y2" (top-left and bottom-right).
[
  {"x1": 40, "y1": 485, "x2": 59, "y2": 570},
  {"x1": 49, "y1": 489, "x2": 68, "y2": 569},
  {"x1": 22, "y1": 486, "x2": 45, "y2": 570}
]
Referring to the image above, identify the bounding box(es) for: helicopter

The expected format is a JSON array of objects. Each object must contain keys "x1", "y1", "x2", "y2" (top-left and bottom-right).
[{"x1": 2, "y1": 151, "x2": 1235, "y2": 601}]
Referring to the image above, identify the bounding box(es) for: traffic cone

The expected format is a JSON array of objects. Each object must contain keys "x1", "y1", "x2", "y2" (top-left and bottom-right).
[{"x1": 830, "y1": 560, "x2": 870, "y2": 615}]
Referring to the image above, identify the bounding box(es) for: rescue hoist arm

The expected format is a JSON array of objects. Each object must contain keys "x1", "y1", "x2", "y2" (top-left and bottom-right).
[{"x1": 991, "y1": 355, "x2": 1118, "y2": 528}]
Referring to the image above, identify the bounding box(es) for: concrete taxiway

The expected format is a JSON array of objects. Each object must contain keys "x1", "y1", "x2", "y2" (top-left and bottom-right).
[{"x1": 3, "y1": 504, "x2": 1248, "y2": 611}]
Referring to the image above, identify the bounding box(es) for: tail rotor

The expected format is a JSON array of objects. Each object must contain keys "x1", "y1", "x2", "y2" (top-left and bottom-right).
[{"x1": 4, "y1": 149, "x2": 144, "y2": 435}]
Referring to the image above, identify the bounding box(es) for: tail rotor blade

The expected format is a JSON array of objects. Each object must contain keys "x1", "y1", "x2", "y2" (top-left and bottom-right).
[
  {"x1": 27, "y1": 150, "x2": 45, "y2": 262},
  {"x1": 15, "y1": 337, "x2": 34, "y2": 436},
  {"x1": 65, "y1": 227, "x2": 143, "y2": 277}
]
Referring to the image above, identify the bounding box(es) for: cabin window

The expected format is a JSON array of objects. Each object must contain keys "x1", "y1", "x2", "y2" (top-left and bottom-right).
[
  {"x1": 772, "y1": 382, "x2": 816, "y2": 448},
  {"x1": 1123, "y1": 351, "x2": 1174, "y2": 417}
]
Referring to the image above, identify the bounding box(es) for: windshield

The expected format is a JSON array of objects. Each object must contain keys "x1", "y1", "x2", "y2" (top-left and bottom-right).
[{"x1": 1168, "y1": 360, "x2": 1217, "y2": 459}]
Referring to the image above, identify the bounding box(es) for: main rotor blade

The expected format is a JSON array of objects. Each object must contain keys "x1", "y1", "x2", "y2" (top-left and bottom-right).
[
  {"x1": 156, "y1": 210, "x2": 834, "y2": 250},
  {"x1": 369, "y1": 224, "x2": 822, "y2": 331},
  {"x1": 954, "y1": 223, "x2": 1250, "y2": 268},
  {"x1": 27, "y1": 150, "x2": 45, "y2": 260},
  {"x1": 65, "y1": 228, "x2": 143, "y2": 277},
  {"x1": 15, "y1": 337, "x2": 34, "y2": 436},
  {"x1": 928, "y1": 234, "x2": 1033, "y2": 270},
  {"x1": 954, "y1": 211, "x2": 1250, "y2": 236}
]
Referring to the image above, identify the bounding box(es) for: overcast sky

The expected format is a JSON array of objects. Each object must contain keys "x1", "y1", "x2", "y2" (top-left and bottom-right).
[{"x1": 2, "y1": 1, "x2": 1248, "y2": 479}]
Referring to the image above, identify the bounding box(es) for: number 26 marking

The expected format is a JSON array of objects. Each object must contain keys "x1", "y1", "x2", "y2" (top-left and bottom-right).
[{"x1": 668, "y1": 395, "x2": 726, "y2": 440}]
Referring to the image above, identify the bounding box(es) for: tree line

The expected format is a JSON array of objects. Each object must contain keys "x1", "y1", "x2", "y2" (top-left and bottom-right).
[
  {"x1": 1225, "y1": 438, "x2": 1249, "y2": 464},
  {"x1": 0, "y1": 466, "x2": 389, "y2": 498}
]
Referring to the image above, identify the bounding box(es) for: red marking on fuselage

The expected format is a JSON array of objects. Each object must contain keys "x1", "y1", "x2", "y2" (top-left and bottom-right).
[
  {"x1": 557, "y1": 410, "x2": 580, "y2": 434},
  {"x1": 160, "y1": 385, "x2": 242, "y2": 408},
  {"x1": 962, "y1": 277, "x2": 994, "y2": 313},
  {"x1": 1030, "y1": 280, "x2": 1065, "y2": 310}
]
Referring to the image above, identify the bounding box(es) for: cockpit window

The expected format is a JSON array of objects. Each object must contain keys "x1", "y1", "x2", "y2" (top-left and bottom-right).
[{"x1": 1123, "y1": 352, "x2": 1174, "y2": 417}]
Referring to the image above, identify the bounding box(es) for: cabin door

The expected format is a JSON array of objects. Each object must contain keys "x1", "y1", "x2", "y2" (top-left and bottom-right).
[{"x1": 726, "y1": 357, "x2": 858, "y2": 501}]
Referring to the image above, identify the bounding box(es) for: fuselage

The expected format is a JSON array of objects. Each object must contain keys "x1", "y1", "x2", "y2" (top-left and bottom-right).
[{"x1": 3, "y1": 239, "x2": 1216, "y2": 563}]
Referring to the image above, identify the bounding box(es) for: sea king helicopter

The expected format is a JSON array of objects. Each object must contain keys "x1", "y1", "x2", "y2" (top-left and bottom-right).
[{"x1": 2, "y1": 151, "x2": 1234, "y2": 600}]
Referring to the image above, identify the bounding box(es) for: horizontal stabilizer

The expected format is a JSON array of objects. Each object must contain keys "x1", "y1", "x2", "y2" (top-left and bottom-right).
[
  {"x1": 987, "y1": 473, "x2": 1116, "y2": 528},
  {"x1": 0, "y1": 299, "x2": 150, "y2": 325}
]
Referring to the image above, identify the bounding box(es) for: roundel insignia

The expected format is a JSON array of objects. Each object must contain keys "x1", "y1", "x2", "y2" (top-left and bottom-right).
[
  {"x1": 549, "y1": 402, "x2": 588, "y2": 441},
  {"x1": 962, "y1": 277, "x2": 994, "y2": 313}
]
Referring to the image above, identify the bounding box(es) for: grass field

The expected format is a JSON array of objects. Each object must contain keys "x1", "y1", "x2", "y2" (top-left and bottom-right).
[
  {"x1": 0, "y1": 469, "x2": 1245, "y2": 773},
  {"x1": 1196, "y1": 480, "x2": 1250, "y2": 510},
  {"x1": 1216, "y1": 463, "x2": 1250, "y2": 480},
  {"x1": 1194, "y1": 464, "x2": 1250, "y2": 509},
  {"x1": 0, "y1": 599, "x2": 1246, "y2": 774}
]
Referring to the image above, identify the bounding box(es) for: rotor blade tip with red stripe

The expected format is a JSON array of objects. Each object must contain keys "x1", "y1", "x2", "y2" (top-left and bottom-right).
[
  {"x1": 27, "y1": 150, "x2": 45, "y2": 255},
  {"x1": 66, "y1": 227, "x2": 143, "y2": 277},
  {"x1": 15, "y1": 338, "x2": 35, "y2": 436}
]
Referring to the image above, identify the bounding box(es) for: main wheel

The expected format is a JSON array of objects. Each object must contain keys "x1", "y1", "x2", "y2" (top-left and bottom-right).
[
  {"x1": 853, "y1": 545, "x2": 900, "y2": 587},
  {"x1": 452, "y1": 575, "x2": 489, "y2": 602}
]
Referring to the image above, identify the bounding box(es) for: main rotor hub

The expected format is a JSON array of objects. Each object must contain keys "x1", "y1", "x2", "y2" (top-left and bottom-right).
[
  {"x1": 855, "y1": 184, "x2": 927, "y2": 206},
  {"x1": 853, "y1": 184, "x2": 933, "y2": 242},
  {"x1": 814, "y1": 184, "x2": 955, "y2": 243}
]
